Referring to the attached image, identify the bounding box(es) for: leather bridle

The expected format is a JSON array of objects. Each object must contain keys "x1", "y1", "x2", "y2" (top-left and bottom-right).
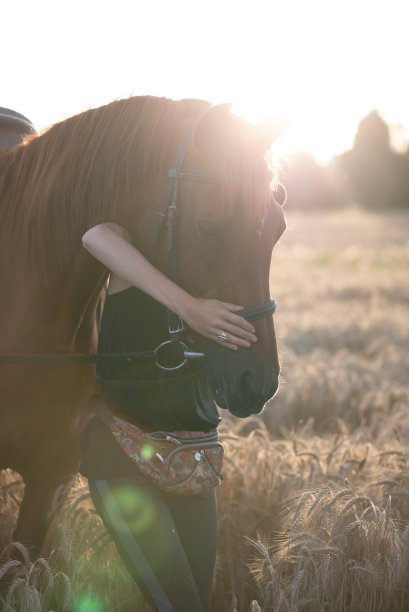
[{"x1": 150, "y1": 125, "x2": 277, "y2": 341}]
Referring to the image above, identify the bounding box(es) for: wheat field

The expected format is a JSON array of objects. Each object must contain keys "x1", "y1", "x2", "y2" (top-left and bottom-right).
[{"x1": 1, "y1": 207, "x2": 408, "y2": 611}]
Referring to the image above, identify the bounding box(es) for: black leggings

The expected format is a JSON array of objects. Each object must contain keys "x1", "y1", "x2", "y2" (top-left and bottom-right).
[{"x1": 88, "y1": 474, "x2": 217, "y2": 612}]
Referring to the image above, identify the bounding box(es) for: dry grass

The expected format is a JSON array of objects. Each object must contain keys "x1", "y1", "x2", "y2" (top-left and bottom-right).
[{"x1": 1, "y1": 206, "x2": 409, "y2": 610}]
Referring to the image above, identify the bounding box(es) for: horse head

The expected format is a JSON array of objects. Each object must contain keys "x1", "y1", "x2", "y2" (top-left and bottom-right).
[{"x1": 133, "y1": 103, "x2": 286, "y2": 417}]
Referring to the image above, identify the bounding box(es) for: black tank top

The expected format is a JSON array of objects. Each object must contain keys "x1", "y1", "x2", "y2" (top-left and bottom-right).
[{"x1": 96, "y1": 287, "x2": 220, "y2": 432}]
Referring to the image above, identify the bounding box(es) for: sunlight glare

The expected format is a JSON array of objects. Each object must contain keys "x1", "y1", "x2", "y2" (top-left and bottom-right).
[{"x1": 1, "y1": 0, "x2": 408, "y2": 162}]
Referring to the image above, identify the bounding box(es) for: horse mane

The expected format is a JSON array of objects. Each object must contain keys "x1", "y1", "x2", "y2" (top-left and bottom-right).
[{"x1": 0, "y1": 96, "x2": 276, "y2": 279}]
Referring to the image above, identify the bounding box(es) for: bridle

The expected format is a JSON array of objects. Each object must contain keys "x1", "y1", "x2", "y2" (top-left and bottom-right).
[
  {"x1": 149, "y1": 124, "x2": 277, "y2": 352},
  {"x1": 0, "y1": 123, "x2": 277, "y2": 374}
]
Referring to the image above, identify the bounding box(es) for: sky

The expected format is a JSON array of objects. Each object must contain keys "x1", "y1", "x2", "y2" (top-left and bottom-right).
[{"x1": 1, "y1": 0, "x2": 408, "y2": 163}]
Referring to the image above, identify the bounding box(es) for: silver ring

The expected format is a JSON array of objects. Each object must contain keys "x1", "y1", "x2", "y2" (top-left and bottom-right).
[
  {"x1": 153, "y1": 340, "x2": 187, "y2": 371},
  {"x1": 217, "y1": 331, "x2": 228, "y2": 342}
]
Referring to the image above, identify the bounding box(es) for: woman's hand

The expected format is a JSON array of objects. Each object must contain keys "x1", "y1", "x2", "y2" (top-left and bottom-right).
[{"x1": 180, "y1": 297, "x2": 257, "y2": 351}]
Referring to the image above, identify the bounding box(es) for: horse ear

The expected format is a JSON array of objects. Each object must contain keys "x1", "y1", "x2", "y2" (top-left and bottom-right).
[
  {"x1": 255, "y1": 116, "x2": 290, "y2": 150},
  {"x1": 193, "y1": 103, "x2": 232, "y2": 150}
]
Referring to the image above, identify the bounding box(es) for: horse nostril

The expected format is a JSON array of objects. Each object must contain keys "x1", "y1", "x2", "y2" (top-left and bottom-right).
[
  {"x1": 240, "y1": 368, "x2": 279, "y2": 404},
  {"x1": 240, "y1": 369, "x2": 256, "y2": 391}
]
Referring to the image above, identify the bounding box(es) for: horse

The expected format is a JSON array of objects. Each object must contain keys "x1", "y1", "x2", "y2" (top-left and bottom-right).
[{"x1": 0, "y1": 96, "x2": 286, "y2": 558}]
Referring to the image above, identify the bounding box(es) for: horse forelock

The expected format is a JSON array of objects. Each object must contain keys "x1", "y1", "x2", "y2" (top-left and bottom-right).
[
  {"x1": 0, "y1": 95, "x2": 280, "y2": 282},
  {"x1": 192, "y1": 113, "x2": 279, "y2": 228},
  {"x1": 221, "y1": 146, "x2": 277, "y2": 228}
]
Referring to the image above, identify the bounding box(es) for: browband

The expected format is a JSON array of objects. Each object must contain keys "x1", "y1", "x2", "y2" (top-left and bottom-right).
[{"x1": 168, "y1": 169, "x2": 221, "y2": 183}]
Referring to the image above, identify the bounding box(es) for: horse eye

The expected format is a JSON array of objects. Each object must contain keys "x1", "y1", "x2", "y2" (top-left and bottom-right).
[{"x1": 196, "y1": 220, "x2": 223, "y2": 241}]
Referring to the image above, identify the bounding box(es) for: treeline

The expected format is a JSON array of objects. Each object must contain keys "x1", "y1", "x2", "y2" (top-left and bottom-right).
[{"x1": 282, "y1": 110, "x2": 409, "y2": 210}]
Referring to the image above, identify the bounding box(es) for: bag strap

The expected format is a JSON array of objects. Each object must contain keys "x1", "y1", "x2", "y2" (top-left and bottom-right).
[{"x1": 97, "y1": 402, "x2": 114, "y2": 428}]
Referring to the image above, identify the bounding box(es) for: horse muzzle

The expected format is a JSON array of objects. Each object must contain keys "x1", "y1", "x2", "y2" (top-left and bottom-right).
[{"x1": 204, "y1": 342, "x2": 280, "y2": 417}]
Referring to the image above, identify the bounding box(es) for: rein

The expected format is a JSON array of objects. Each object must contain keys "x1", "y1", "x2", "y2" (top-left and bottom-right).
[
  {"x1": 0, "y1": 124, "x2": 278, "y2": 373},
  {"x1": 0, "y1": 300, "x2": 276, "y2": 369},
  {"x1": 0, "y1": 341, "x2": 197, "y2": 367}
]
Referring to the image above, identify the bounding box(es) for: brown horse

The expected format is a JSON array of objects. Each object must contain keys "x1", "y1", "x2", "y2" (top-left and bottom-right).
[{"x1": 0, "y1": 96, "x2": 285, "y2": 557}]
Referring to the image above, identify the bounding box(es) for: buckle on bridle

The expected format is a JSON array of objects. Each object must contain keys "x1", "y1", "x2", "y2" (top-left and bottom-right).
[
  {"x1": 167, "y1": 312, "x2": 185, "y2": 335},
  {"x1": 154, "y1": 340, "x2": 205, "y2": 371}
]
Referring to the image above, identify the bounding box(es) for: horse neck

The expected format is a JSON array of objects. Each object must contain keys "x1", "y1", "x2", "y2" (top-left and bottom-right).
[
  {"x1": 57, "y1": 249, "x2": 108, "y2": 349},
  {"x1": 0, "y1": 149, "x2": 12, "y2": 176},
  {"x1": 40, "y1": 196, "x2": 159, "y2": 351}
]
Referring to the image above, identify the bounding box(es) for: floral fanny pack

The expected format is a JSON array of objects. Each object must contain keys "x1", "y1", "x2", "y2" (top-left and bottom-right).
[{"x1": 98, "y1": 405, "x2": 224, "y2": 495}]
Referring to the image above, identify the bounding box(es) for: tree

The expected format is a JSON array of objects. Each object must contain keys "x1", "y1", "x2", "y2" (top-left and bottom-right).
[
  {"x1": 282, "y1": 152, "x2": 342, "y2": 210},
  {"x1": 336, "y1": 110, "x2": 409, "y2": 209}
]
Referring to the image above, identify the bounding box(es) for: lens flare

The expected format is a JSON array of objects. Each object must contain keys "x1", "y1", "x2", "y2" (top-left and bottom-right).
[
  {"x1": 140, "y1": 444, "x2": 155, "y2": 460},
  {"x1": 73, "y1": 594, "x2": 105, "y2": 612},
  {"x1": 104, "y1": 485, "x2": 156, "y2": 533}
]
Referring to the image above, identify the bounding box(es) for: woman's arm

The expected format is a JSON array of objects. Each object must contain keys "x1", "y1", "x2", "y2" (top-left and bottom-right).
[{"x1": 82, "y1": 223, "x2": 257, "y2": 350}]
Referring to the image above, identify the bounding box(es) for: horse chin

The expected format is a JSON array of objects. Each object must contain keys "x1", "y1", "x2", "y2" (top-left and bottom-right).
[
  {"x1": 201, "y1": 340, "x2": 280, "y2": 418},
  {"x1": 214, "y1": 378, "x2": 279, "y2": 418}
]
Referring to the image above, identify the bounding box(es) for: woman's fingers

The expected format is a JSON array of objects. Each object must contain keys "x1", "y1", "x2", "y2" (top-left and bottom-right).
[
  {"x1": 206, "y1": 303, "x2": 258, "y2": 348},
  {"x1": 218, "y1": 303, "x2": 257, "y2": 333},
  {"x1": 211, "y1": 332, "x2": 240, "y2": 350},
  {"x1": 185, "y1": 298, "x2": 259, "y2": 349},
  {"x1": 224, "y1": 316, "x2": 257, "y2": 338},
  {"x1": 211, "y1": 329, "x2": 254, "y2": 350},
  {"x1": 216, "y1": 323, "x2": 256, "y2": 345},
  {"x1": 212, "y1": 327, "x2": 255, "y2": 348},
  {"x1": 215, "y1": 311, "x2": 257, "y2": 343},
  {"x1": 217, "y1": 302, "x2": 245, "y2": 312}
]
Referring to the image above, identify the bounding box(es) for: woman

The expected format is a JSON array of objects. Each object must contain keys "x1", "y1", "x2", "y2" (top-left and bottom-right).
[{"x1": 79, "y1": 222, "x2": 257, "y2": 612}]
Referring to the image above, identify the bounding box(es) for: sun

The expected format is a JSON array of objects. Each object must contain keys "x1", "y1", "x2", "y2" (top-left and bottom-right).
[{"x1": 217, "y1": 0, "x2": 408, "y2": 164}]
